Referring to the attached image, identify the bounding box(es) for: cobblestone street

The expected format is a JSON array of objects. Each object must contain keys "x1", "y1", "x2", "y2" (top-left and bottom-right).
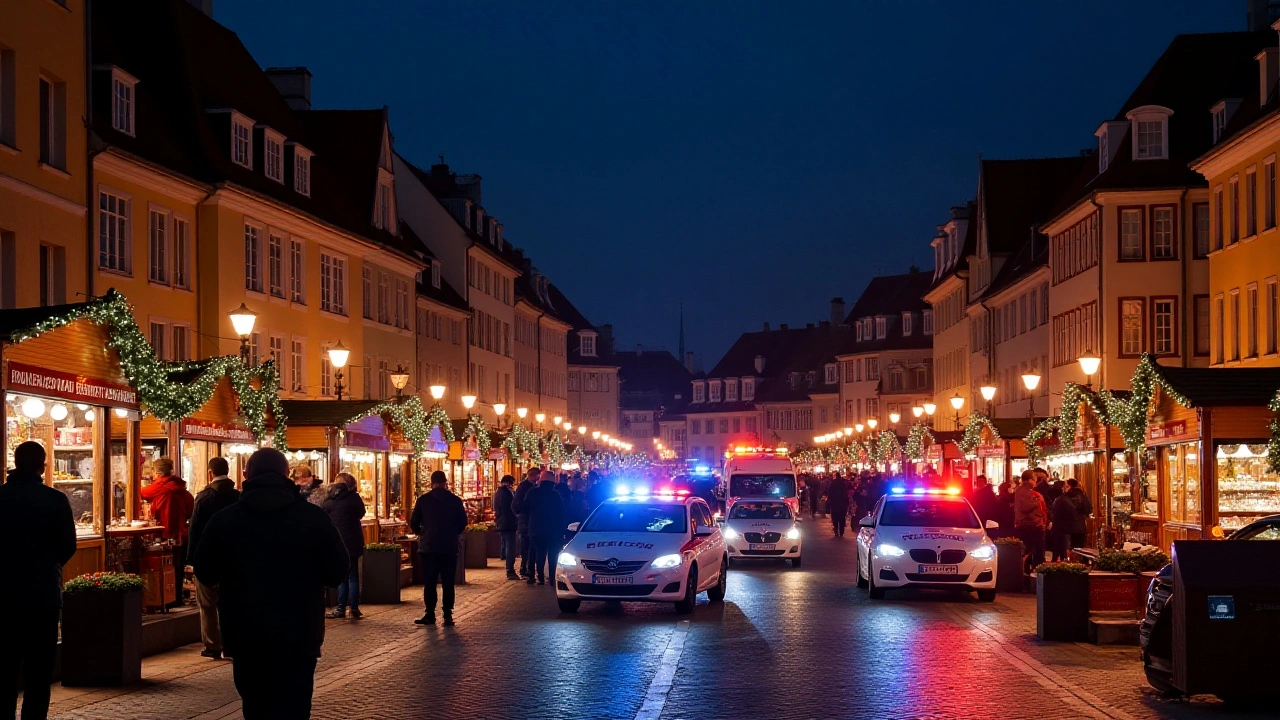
[{"x1": 43, "y1": 526, "x2": 1272, "y2": 720}]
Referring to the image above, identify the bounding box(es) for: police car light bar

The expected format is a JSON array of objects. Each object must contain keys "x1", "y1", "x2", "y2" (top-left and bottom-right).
[
  {"x1": 726, "y1": 446, "x2": 789, "y2": 457},
  {"x1": 894, "y1": 486, "x2": 961, "y2": 497}
]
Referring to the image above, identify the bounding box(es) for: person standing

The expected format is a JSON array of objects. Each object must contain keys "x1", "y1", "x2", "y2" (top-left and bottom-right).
[
  {"x1": 970, "y1": 475, "x2": 998, "y2": 530},
  {"x1": 526, "y1": 473, "x2": 565, "y2": 586},
  {"x1": 493, "y1": 475, "x2": 519, "y2": 580},
  {"x1": 565, "y1": 476, "x2": 590, "y2": 543},
  {"x1": 409, "y1": 471, "x2": 468, "y2": 626},
  {"x1": 322, "y1": 473, "x2": 366, "y2": 619},
  {"x1": 1048, "y1": 491, "x2": 1077, "y2": 562},
  {"x1": 555, "y1": 472, "x2": 571, "y2": 506},
  {"x1": 826, "y1": 474, "x2": 850, "y2": 537},
  {"x1": 512, "y1": 468, "x2": 538, "y2": 580},
  {"x1": 192, "y1": 448, "x2": 347, "y2": 720},
  {"x1": 0, "y1": 442, "x2": 76, "y2": 720},
  {"x1": 140, "y1": 457, "x2": 195, "y2": 608},
  {"x1": 1065, "y1": 478, "x2": 1093, "y2": 550},
  {"x1": 187, "y1": 457, "x2": 240, "y2": 660},
  {"x1": 1013, "y1": 470, "x2": 1048, "y2": 574}
]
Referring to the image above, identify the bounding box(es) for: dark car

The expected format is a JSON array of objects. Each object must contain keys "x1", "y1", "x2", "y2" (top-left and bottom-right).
[{"x1": 1139, "y1": 515, "x2": 1280, "y2": 694}]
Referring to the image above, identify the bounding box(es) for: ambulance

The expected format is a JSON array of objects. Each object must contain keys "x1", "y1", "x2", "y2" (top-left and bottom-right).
[{"x1": 719, "y1": 446, "x2": 799, "y2": 517}]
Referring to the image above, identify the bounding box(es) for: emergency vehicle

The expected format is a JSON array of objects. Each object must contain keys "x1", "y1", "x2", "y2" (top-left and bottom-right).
[{"x1": 719, "y1": 446, "x2": 799, "y2": 516}]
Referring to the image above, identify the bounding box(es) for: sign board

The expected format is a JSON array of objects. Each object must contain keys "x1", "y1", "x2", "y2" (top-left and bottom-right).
[
  {"x1": 1148, "y1": 420, "x2": 1188, "y2": 443},
  {"x1": 976, "y1": 444, "x2": 1004, "y2": 458},
  {"x1": 1208, "y1": 595, "x2": 1235, "y2": 620},
  {"x1": 6, "y1": 361, "x2": 139, "y2": 410},
  {"x1": 179, "y1": 419, "x2": 255, "y2": 443}
]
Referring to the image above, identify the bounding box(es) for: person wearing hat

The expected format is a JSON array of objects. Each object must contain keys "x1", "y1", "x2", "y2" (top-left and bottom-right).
[
  {"x1": 0, "y1": 441, "x2": 76, "y2": 720},
  {"x1": 193, "y1": 448, "x2": 347, "y2": 719}
]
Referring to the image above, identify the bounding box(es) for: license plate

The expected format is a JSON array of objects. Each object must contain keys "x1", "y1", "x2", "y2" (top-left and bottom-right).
[
  {"x1": 749, "y1": 543, "x2": 777, "y2": 551},
  {"x1": 592, "y1": 574, "x2": 633, "y2": 585},
  {"x1": 917, "y1": 564, "x2": 959, "y2": 574}
]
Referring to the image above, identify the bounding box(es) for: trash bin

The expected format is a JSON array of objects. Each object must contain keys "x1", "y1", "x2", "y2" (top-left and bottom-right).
[{"x1": 1171, "y1": 540, "x2": 1280, "y2": 703}]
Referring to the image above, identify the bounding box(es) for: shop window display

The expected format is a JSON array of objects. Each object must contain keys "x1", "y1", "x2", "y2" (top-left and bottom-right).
[
  {"x1": 1216, "y1": 443, "x2": 1280, "y2": 530},
  {"x1": 5, "y1": 393, "x2": 103, "y2": 537},
  {"x1": 109, "y1": 415, "x2": 129, "y2": 525},
  {"x1": 1110, "y1": 451, "x2": 1132, "y2": 524},
  {"x1": 1163, "y1": 442, "x2": 1200, "y2": 525},
  {"x1": 340, "y1": 448, "x2": 380, "y2": 519}
]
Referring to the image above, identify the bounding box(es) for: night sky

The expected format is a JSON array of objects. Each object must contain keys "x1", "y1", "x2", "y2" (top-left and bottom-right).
[{"x1": 218, "y1": 0, "x2": 1240, "y2": 366}]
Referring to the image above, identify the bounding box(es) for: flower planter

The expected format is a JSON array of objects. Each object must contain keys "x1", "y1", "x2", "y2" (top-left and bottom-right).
[
  {"x1": 361, "y1": 550, "x2": 402, "y2": 605},
  {"x1": 1087, "y1": 572, "x2": 1148, "y2": 617},
  {"x1": 1036, "y1": 572, "x2": 1090, "y2": 642},
  {"x1": 60, "y1": 589, "x2": 143, "y2": 687},
  {"x1": 486, "y1": 530, "x2": 502, "y2": 558},
  {"x1": 996, "y1": 543, "x2": 1025, "y2": 593},
  {"x1": 464, "y1": 533, "x2": 489, "y2": 569}
]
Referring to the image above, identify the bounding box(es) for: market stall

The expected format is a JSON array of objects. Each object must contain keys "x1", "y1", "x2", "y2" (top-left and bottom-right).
[{"x1": 957, "y1": 416, "x2": 1034, "y2": 489}]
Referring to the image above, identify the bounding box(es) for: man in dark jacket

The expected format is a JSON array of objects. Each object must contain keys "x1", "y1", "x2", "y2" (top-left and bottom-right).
[
  {"x1": 1065, "y1": 479, "x2": 1093, "y2": 550},
  {"x1": 187, "y1": 457, "x2": 241, "y2": 660},
  {"x1": 969, "y1": 475, "x2": 998, "y2": 529},
  {"x1": 193, "y1": 448, "x2": 347, "y2": 720},
  {"x1": 409, "y1": 471, "x2": 468, "y2": 626},
  {"x1": 527, "y1": 475, "x2": 565, "y2": 585},
  {"x1": 1048, "y1": 492, "x2": 1077, "y2": 562},
  {"x1": 826, "y1": 475, "x2": 850, "y2": 537},
  {"x1": 0, "y1": 442, "x2": 75, "y2": 720},
  {"x1": 565, "y1": 476, "x2": 590, "y2": 542},
  {"x1": 322, "y1": 472, "x2": 366, "y2": 619},
  {"x1": 512, "y1": 468, "x2": 539, "y2": 580},
  {"x1": 555, "y1": 473, "x2": 571, "y2": 505},
  {"x1": 493, "y1": 475, "x2": 519, "y2": 580}
]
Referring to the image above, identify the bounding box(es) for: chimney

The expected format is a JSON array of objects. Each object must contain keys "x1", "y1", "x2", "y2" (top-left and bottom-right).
[
  {"x1": 762, "y1": 321, "x2": 770, "y2": 332},
  {"x1": 264, "y1": 67, "x2": 312, "y2": 111},
  {"x1": 754, "y1": 355, "x2": 766, "y2": 374},
  {"x1": 779, "y1": 323, "x2": 788, "y2": 330},
  {"x1": 1258, "y1": 47, "x2": 1278, "y2": 107},
  {"x1": 636, "y1": 344, "x2": 643, "y2": 356},
  {"x1": 685, "y1": 352, "x2": 695, "y2": 373},
  {"x1": 830, "y1": 297, "x2": 845, "y2": 326}
]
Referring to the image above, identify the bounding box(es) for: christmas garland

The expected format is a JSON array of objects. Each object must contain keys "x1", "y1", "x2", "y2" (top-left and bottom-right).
[
  {"x1": 1025, "y1": 417, "x2": 1059, "y2": 464},
  {"x1": 544, "y1": 431, "x2": 567, "y2": 467},
  {"x1": 872, "y1": 430, "x2": 903, "y2": 466},
  {"x1": 957, "y1": 414, "x2": 1000, "y2": 456},
  {"x1": 424, "y1": 402, "x2": 456, "y2": 444},
  {"x1": 568, "y1": 446, "x2": 587, "y2": 469},
  {"x1": 1269, "y1": 390, "x2": 1280, "y2": 473},
  {"x1": 340, "y1": 395, "x2": 457, "y2": 454},
  {"x1": 904, "y1": 424, "x2": 934, "y2": 461},
  {"x1": 501, "y1": 422, "x2": 541, "y2": 460},
  {"x1": 463, "y1": 414, "x2": 491, "y2": 459}
]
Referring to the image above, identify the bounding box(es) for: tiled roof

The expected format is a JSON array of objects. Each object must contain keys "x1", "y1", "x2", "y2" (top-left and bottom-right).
[
  {"x1": 981, "y1": 157, "x2": 1087, "y2": 255},
  {"x1": 931, "y1": 202, "x2": 978, "y2": 289},
  {"x1": 845, "y1": 269, "x2": 933, "y2": 321},
  {"x1": 399, "y1": 159, "x2": 525, "y2": 270},
  {"x1": 279, "y1": 400, "x2": 384, "y2": 428},
  {"x1": 1149, "y1": 364, "x2": 1280, "y2": 407},
  {"x1": 546, "y1": 284, "x2": 616, "y2": 367},
  {"x1": 688, "y1": 323, "x2": 854, "y2": 413},
  {"x1": 616, "y1": 349, "x2": 693, "y2": 413},
  {"x1": 982, "y1": 233, "x2": 1047, "y2": 300}
]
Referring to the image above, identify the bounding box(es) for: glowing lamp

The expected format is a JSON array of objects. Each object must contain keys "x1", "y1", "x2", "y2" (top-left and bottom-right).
[
  {"x1": 592, "y1": 431, "x2": 601, "y2": 440},
  {"x1": 429, "y1": 385, "x2": 446, "y2": 400},
  {"x1": 889, "y1": 412, "x2": 901, "y2": 424},
  {"x1": 390, "y1": 366, "x2": 410, "y2": 391},
  {"x1": 1078, "y1": 351, "x2": 1101, "y2": 378},
  {"x1": 327, "y1": 341, "x2": 350, "y2": 370},
  {"x1": 553, "y1": 416, "x2": 562, "y2": 426},
  {"x1": 564, "y1": 422, "x2": 573, "y2": 431},
  {"x1": 912, "y1": 406, "x2": 924, "y2": 418},
  {"x1": 20, "y1": 397, "x2": 45, "y2": 419},
  {"x1": 923, "y1": 402, "x2": 937, "y2": 416},
  {"x1": 535, "y1": 413, "x2": 546, "y2": 424},
  {"x1": 855, "y1": 423, "x2": 864, "y2": 434},
  {"x1": 980, "y1": 385, "x2": 996, "y2": 402},
  {"x1": 867, "y1": 418, "x2": 878, "y2": 430},
  {"x1": 950, "y1": 394, "x2": 964, "y2": 411},
  {"x1": 1021, "y1": 373, "x2": 1042, "y2": 391},
  {"x1": 228, "y1": 303, "x2": 258, "y2": 337},
  {"x1": 49, "y1": 404, "x2": 68, "y2": 421},
  {"x1": 494, "y1": 403, "x2": 506, "y2": 418},
  {"x1": 517, "y1": 407, "x2": 528, "y2": 419},
  {"x1": 578, "y1": 426, "x2": 587, "y2": 435},
  {"x1": 461, "y1": 395, "x2": 477, "y2": 410}
]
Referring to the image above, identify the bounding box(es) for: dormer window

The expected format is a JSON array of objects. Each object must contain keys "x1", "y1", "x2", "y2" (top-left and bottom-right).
[
  {"x1": 742, "y1": 376, "x2": 755, "y2": 401},
  {"x1": 692, "y1": 381, "x2": 705, "y2": 404},
  {"x1": 902, "y1": 312, "x2": 913, "y2": 336},
  {"x1": 1126, "y1": 105, "x2": 1173, "y2": 161},
  {"x1": 231, "y1": 112, "x2": 253, "y2": 169},
  {"x1": 1211, "y1": 99, "x2": 1242, "y2": 144},
  {"x1": 263, "y1": 128, "x2": 284, "y2": 182},
  {"x1": 875, "y1": 317, "x2": 886, "y2": 339},
  {"x1": 579, "y1": 330, "x2": 597, "y2": 357},
  {"x1": 923, "y1": 309, "x2": 934, "y2": 336},
  {"x1": 431, "y1": 260, "x2": 441, "y2": 289},
  {"x1": 374, "y1": 176, "x2": 395, "y2": 230},
  {"x1": 725, "y1": 378, "x2": 738, "y2": 402},
  {"x1": 824, "y1": 363, "x2": 838, "y2": 384},
  {"x1": 1098, "y1": 131, "x2": 1109, "y2": 173},
  {"x1": 291, "y1": 144, "x2": 312, "y2": 196},
  {"x1": 110, "y1": 68, "x2": 137, "y2": 136},
  {"x1": 709, "y1": 380, "x2": 722, "y2": 402}
]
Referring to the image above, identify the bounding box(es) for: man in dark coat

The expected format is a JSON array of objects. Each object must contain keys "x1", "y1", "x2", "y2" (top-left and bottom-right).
[
  {"x1": 555, "y1": 472, "x2": 571, "y2": 505},
  {"x1": 827, "y1": 475, "x2": 850, "y2": 537},
  {"x1": 585, "y1": 470, "x2": 609, "y2": 512},
  {"x1": 322, "y1": 472, "x2": 367, "y2": 619},
  {"x1": 1048, "y1": 492, "x2": 1077, "y2": 562},
  {"x1": 409, "y1": 471, "x2": 468, "y2": 626},
  {"x1": 526, "y1": 475, "x2": 565, "y2": 585},
  {"x1": 187, "y1": 457, "x2": 241, "y2": 659},
  {"x1": 1065, "y1": 479, "x2": 1093, "y2": 551},
  {"x1": 493, "y1": 475, "x2": 519, "y2": 580},
  {"x1": 512, "y1": 468, "x2": 538, "y2": 580},
  {"x1": 193, "y1": 448, "x2": 347, "y2": 720},
  {"x1": 0, "y1": 442, "x2": 75, "y2": 720},
  {"x1": 969, "y1": 475, "x2": 999, "y2": 530}
]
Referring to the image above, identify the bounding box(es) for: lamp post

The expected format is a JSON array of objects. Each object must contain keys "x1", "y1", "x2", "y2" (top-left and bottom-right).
[
  {"x1": 429, "y1": 384, "x2": 446, "y2": 402},
  {"x1": 1021, "y1": 373, "x2": 1042, "y2": 418},
  {"x1": 327, "y1": 341, "x2": 350, "y2": 400},
  {"x1": 390, "y1": 364, "x2": 410, "y2": 398},
  {"x1": 950, "y1": 393, "x2": 965, "y2": 429},
  {"x1": 517, "y1": 407, "x2": 528, "y2": 421},
  {"x1": 493, "y1": 403, "x2": 506, "y2": 429},
  {"x1": 1078, "y1": 351, "x2": 1101, "y2": 389},
  {"x1": 922, "y1": 402, "x2": 937, "y2": 428},
  {"x1": 980, "y1": 384, "x2": 996, "y2": 417},
  {"x1": 228, "y1": 303, "x2": 258, "y2": 362},
  {"x1": 461, "y1": 395, "x2": 477, "y2": 412},
  {"x1": 889, "y1": 411, "x2": 901, "y2": 425}
]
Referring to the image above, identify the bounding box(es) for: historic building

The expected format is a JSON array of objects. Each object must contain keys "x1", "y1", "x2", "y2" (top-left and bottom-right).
[{"x1": 923, "y1": 205, "x2": 974, "y2": 430}]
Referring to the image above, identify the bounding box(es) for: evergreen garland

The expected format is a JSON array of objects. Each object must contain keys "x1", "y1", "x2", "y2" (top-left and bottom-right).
[
  {"x1": 957, "y1": 414, "x2": 1000, "y2": 455},
  {"x1": 904, "y1": 425, "x2": 934, "y2": 461},
  {"x1": 1025, "y1": 417, "x2": 1060, "y2": 464},
  {"x1": 501, "y1": 422, "x2": 541, "y2": 460},
  {"x1": 463, "y1": 414, "x2": 491, "y2": 459},
  {"x1": 1269, "y1": 390, "x2": 1280, "y2": 473},
  {"x1": 424, "y1": 402, "x2": 456, "y2": 444},
  {"x1": 872, "y1": 430, "x2": 903, "y2": 466},
  {"x1": 340, "y1": 395, "x2": 456, "y2": 454},
  {"x1": 544, "y1": 431, "x2": 567, "y2": 467}
]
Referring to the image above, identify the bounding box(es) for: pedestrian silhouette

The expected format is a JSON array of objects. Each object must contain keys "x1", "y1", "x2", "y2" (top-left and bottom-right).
[
  {"x1": 187, "y1": 457, "x2": 240, "y2": 660},
  {"x1": 322, "y1": 472, "x2": 366, "y2": 619},
  {"x1": 410, "y1": 470, "x2": 468, "y2": 626},
  {"x1": 0, "y1": 441, "x2": 76, "y2": 720},
  {"x1": 192, "y1": 448, "x2": 347, "y2": 720},
  {"x1": 527, "y1": 474, "x2": 566, "y2": 585}
]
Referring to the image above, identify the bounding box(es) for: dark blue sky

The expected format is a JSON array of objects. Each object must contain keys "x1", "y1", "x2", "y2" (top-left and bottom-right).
[{"x1": 219, "y1": 0, "x2": 1241, "y2": 366}]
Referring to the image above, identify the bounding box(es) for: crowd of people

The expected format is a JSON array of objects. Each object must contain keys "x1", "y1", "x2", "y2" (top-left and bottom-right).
[{"x1": 795, "y1": 469, "x2": 913, "y2": 537}]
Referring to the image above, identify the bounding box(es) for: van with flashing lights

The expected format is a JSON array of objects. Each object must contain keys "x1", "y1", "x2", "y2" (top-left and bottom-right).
[{"x1": 720, "y1": 447, "x2": 799, "y2": 517}]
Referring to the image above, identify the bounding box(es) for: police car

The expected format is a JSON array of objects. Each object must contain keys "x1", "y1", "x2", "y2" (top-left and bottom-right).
[
  {"x1": 555, "y1": 489, "x2": 727, "y2": 615},
  {"x1": 721, "y1": 498, "x2": 802, "y2": 568},
  {"x1": 854, "y1": 488, "x2": 999, "y2": 601}
]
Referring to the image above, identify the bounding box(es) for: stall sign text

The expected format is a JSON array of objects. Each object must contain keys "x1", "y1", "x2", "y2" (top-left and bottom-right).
[{"x1": 6, "y1": 362, "x2": 139, "y2": 410}]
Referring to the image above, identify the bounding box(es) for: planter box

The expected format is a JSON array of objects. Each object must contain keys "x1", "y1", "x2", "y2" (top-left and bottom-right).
[
  {"x1": 60, "y1": 589, "x2": 143, "y2": 687},
  {"x1": 361, "y1": 551, "x2": 402, "y2": 605},
  {"x1": 464, "y1": 533, "x2": 488, "y2": 569},
  {"x1": 485, "y1": 530, "x2": 501, "y2": 558},
  {"x1": 1036, "y1": 573, "x2": 1089, "y2": 642},
  {"x1": 1087, "y1": 572, "x2": 1148, "y2": 617},
  {"x1": 996, "y1": 544, "x2": 1025, "y2": 593}
]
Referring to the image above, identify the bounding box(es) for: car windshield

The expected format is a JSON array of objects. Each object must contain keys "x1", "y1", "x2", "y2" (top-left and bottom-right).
[
  {"x1": 730, "y1": 502, "x2": 792, "y2": 520},
  {"x1": 581, "y1": 503, "x2": 688, "y2": 533},
  {"x1": 729, "y1": 474, "x2": 796, "y2": 498},
  {"x1": 879, "y1": 499, "x2": 980, "y2": 528},
  {"x1": 1233, "y1": 521, "x2": 1280, "y2": 540}
]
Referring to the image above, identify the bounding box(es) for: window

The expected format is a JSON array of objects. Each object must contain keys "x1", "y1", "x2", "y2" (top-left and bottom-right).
[
  {"x1": 243, "y1": 224, "x2": 263, "y2": 292},
  {"x1": 1267, "y1": 160, "x2": 1278, "y2": 231},
  {"x1": 569, "y1": 372, "x2": 581, "y2": 393},
  {"x1": 149, "y1": 322, "x2": 167, "y2": 361},
  {"x1": 709, "y1": 381, "x2": 722, "y2": 402},
  {"x1": 321, "y1": 349, "x2": 333, "y2": 397},
  {"x1": 690, "y1": 419, "x2": 701, "y2": 435},
  {"x1": 1119, "y1": 208, "x2": 1144, "y2": 260},
  {"x1": 732, "y1": 418, "x2": 741, "y2": 434},
  {"x1": 1193, "y1": 203, "x2": 1210, "y2": 258},
  {"x1": 289, "y1": 239, "x2": 304, "y2": 303},
  {"x1": 1151, "y1": 206, "x2": 1176, "y2": 259},
  {"x1": 1269, "y1": 280, "x2": 1279, "y2": 356},
  {"x1": 725, "y1": 378, "x2": 738, "y2": 402},
  {"x1": 264, "y1": 131, "x2": 283, "y2": 182},
  {"x1": 293, "y1": 146, "x2": 312, "y2": 196},
  {"x1": 268, "y1": 234, "x2": 284, "y2": 297},
  {"x1": 1214, "y1": 186, "x2": 1225, "y2": 251},
  {"x1": 395, "y1": 279, "x2": 410, "y2": 330},
  {"x1": 742, "y1": 377, "x2": 754, "y2": 401},
  {"x1": 1248, "y1": 285, "x2": 1259, "y2": 359},
  {"x1": 0, "y1": 48, "x2": 14, "y2": 147},
  {"x1": 377, "y1": 272, "x2": 390, "y2": 324},
  {"x1": 1135, "y1": 119, "x2": 1164, "y2": 159},
  {"x1": 38, "y1": 245, "x2": 64, "y2": 306},
  {"x1": 98, "y1": 190, "x2": 130, "y2": 273},
  {"x1": 110, "y1": 69, "x2": 136, "y2": 136},
  {"x1": 824, "y1": 364, "x2": 838, "y2": 384},
  {"x1": 902, "y1": 312, "x2": 913, "y2": 336},
  {"x1": 875, "y1": 317, "x2": 886, "y2": 339},
  {"x1": 1247, "y1": 168, "x2": 1258, "y2": 237},
  {"x1": 580, "y1": 332, "x2": 597, "y2": 357},
  {"x1": 922, "y1": 309, "x2": 933, "y2": 335},
  {"x1": 866, "y1": 357, "x2": 880, "y2": 380},
  {"x1": 320, "y1": 252, "x2": 346, "y2": 315},
  {"x1": 1215, "y1": 295, "x2": 1226, "y2": 364},
  {"x1": 1152, "y1": 298, "x2": 1177, "y2": 356},
  {"x1": 1194, "y1": 296, "x2": 1211, "y2": 357},
  {"x1": 148, "y1": 209, "x2": 167, "y2": 284},
  {"x1": 375, "y1": 180, "x2": 393, "y2": 230},
  {"x1": 269, "y1": 334, "x2": 285, "y2": 376},
  {"x1": 887, "y1": 367, "x2": 904, "y2": 392},
  {"x1": 231, "y1": 115, "x2": 252, "y2": 168},
  {"x1": 172, "y1": 325, "x2": 189, "y2": 362},
  {"x1": 38, "y1": 76, "x2": 66, "y2": 169},
  {"x1": 172, "y1": 217, "x2": 190, "y2": 289},
  {"x1": 1120, "y1": 298, "x2": 1145, "y2": 357},
  {"x1": 431, "y1": 261, "x2": 441, "y2": 289},
  {"x1": 1230, "y1": 177, "x2": 1240, "y2": 245},
  {"x1": 290, "y1": 338, "x2": 305, "y2": 394},
  {"x1": 362, "y1": 266, "x2": 373, "y2": 319},
  {"x1": 719, "y1": 419, "x2": 729, "y2": 434},
  {"x1": 1230, "y1": 289, "x2": 1241, "y2": 362}
]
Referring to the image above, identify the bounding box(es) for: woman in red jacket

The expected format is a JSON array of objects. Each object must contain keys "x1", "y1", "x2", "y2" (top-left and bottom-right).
[{"x1": 141, "y1": 457, "x2": 195, "y2": 607}]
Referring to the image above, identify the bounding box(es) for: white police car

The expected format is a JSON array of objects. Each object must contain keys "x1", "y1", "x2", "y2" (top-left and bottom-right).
[
  {"x1": 854, "y1": 488, "x2": 999, "y2": 601},
  {"x1": 721, "y1": 498, "x2": 802, "y2": 568},
  {"x1": 555, "y1": 491, "x2": 727, "y2": 615}
]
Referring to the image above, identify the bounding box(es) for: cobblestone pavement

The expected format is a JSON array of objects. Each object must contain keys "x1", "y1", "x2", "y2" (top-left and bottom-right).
[{"x1": 41, "y1": 523, "x2": 1275, "y2": 719}]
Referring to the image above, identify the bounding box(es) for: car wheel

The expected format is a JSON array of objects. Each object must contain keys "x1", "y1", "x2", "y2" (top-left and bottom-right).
[
  {"x1": 675, "y1": 565, "x2": 698, "y2": 614},
  {"x1": 867, "y1": 559, "x2": 885, "y2": 599},
  {"x1": 557, "y1": 599, "x2": 581, "y2": 614},
  {"x1": 855, "y1": 549, "x2": 869, "y2": 589},
  {"x1": 790, "y1": 556, "x2": 802, "y2": 569},
  {"x1": 977, "y1": 589, "x2": 996, "y2": 602},
  {"x1": 707, "y1": 557, "x2": 727, "y2": 602}
]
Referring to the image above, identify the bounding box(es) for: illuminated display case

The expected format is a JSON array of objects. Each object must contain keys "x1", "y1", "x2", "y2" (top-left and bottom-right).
[
  {"x1": 6, "y1": 393, "x2": 103, "y2": 537},
  {"x1": 1161, "y1": 442, "x2": 1201, "y2": 525},
  {"x1": 1215, "y1": 443, "x2": 1280, "y2": 530}
]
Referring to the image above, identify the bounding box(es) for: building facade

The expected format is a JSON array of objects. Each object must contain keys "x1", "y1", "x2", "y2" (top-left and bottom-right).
[{"x1": 924, "y1": 206, "x2": 974, "y2": 430}]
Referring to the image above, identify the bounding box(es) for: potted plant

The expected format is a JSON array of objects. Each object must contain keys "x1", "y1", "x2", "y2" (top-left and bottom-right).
[
  {"x1": 60, "y1": 572, "x2": 145, "y2": 687},
  {"x1": 464, "y1": 524, "x2": 490, "y2": 569},
  {"x1": 1035, "y1": 562, "x2": 1090, "y2": 642},
  {"x1": 1088, "y1": 549, "x2": 1169, "y2": 617},
  {"x1": 994, "y1": 537, "x2": 1025, "y2": 593},
  {"x1": 361, "y1": 544, "x2": 403, "y2": 605}
]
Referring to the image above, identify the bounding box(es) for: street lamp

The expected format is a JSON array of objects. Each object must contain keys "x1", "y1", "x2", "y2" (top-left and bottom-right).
[
  {"x1": 854, "y1": 423, "x2": 864, "y2": 434},
  {"x1": 390, "y1": 365, "x2": 410, "y2": 398},
  {"x1": 950, "y1": 393, "x2": 965, "y2": 428},
  {"x1": 912, "y1": 406, "x2": 924, "y2": 420},
  {"x1": 429, "y1": 384, "x2": 446, "y2": 401},
  {"x1": 1078, "y1": 351, "x2": 1101, "y2": 388},
  {"x1": 1021, "y1": 373, "x2": 1042, "y2": 418},
  {"x1": 553, "y1": 416, "x2": 562, "y2": 427},
  {"x1": 535, "y1": 412, "x2": 546, "y2": 425},
  {"x1": 889, "y1": 411, "x2": 901, "y2": 425},
  {"x1": 578, "y1": 426, "x2": 587, "y2": 437},
  {"x1": 461, "y1": 395, "x2": 477, "y2": 411},
  {"x1": 980, "y1": 383, "x2": 996, "y2": 416},
  {"x1": 228, "y1": 303, "x2": 258, "y2": 361},
  {"x1": 517, "y1": 407, "x2": 528, "y2": 420},
  {"x1": 493, "y1": 403, "x2": 506, "y2": 428},
  {"x1": 327, "y1": 341, "x2": 350, "y2": 400}
]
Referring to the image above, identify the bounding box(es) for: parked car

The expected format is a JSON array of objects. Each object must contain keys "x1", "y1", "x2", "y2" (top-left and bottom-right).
[{"x1": 1139, "y1": 515, "x2": 1280, "y2": 694}]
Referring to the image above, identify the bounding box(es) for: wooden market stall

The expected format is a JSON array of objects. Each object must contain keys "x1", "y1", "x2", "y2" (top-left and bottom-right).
[{"x1": 959, "y1": 417, "x2": 1035, "y2": 490}]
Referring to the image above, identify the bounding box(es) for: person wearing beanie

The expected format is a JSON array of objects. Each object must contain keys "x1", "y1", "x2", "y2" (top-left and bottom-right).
[
  {"x1": 409, "y1": 470, "x2": 468, "y2": 626},
  {"x1": 193, "y1": 448, "x2": 347, "y2": 719}
]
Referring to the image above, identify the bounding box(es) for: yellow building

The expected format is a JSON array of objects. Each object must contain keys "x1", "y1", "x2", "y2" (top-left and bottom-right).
[
  {"x1": 0, "y1": 0, "x2": 88, "y2": 307},
  {"x1": 923, "y1": 206, "x2": 973, "y2": 430}
]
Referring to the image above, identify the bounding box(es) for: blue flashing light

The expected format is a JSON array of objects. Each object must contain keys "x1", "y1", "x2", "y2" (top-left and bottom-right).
[
  {"x1": 614, "y1": 483, "x2": 630, "y2": 497},
  {"x1": 911, "y1": 487, "x2": 926, "y2": 496},
  {"x1": 635, "y1": 485, "x2": 650, "y2": 497},
  {"x1": 694, "y1": 465, "x2": 711, "y2": 475},
  {"x1": 890, "y1": 487, "x2": 905, "y2": 495}
]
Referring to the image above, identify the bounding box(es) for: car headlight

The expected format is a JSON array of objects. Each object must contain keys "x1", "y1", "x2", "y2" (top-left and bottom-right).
[
  {"x1": 723, "y1": 527, "x2": 739, "y2": 540},
  {"x1": 971, "y1": 545, "x2": 995, "y2": 560},
  {"x1": 557, "y1": 552, "x2": 578, "y2": 567},
  {"x1": 651, "y1": 553, "x2": 683, "y2": 569},
  {"x1": 785, "y1": 527, "x2": 801, "y2": 540},
  {"x1": 876, "y1": 543, "x2": 906, "y2": 558}
]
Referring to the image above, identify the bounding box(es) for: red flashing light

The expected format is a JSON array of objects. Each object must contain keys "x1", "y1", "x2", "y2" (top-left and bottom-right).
[{"x1": 675, "y1": 489, "x2": 690, "y2": 496}]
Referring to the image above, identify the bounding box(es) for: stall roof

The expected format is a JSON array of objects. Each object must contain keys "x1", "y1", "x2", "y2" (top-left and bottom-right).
[
  {"x1": 0, "y1": 298, "x2": 98, "y2": 339},
  {"x1": 1152, "y1": 365, "x2": 1280, "y2": 407},
  {"x1": 279, "y1": 400, "x2": 384, "y2": 427},
  {"x1": 990, "y1": 418, "x2": 1037, "y2": 439}
]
